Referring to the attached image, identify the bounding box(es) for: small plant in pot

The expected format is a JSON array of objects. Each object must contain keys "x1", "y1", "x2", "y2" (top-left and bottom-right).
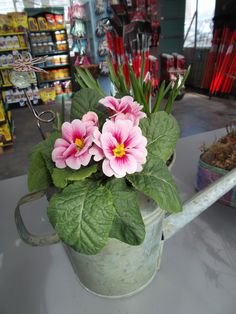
[
  {"x1": 17, "y1": 61, "x2": 191, "y2": 298},
  {"x1": 197, "y1": 124, "x2": 236, "y2": 208}
]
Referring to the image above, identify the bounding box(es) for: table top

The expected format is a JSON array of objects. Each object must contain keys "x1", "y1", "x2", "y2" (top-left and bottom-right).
[{"x1": 1, "y1": 128, "x2": 236, "y2": 314}]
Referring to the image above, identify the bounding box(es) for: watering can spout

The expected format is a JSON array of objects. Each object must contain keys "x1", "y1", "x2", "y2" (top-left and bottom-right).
[{"x1": 164, "y1": 167, "x2": 236, "y2": 240}]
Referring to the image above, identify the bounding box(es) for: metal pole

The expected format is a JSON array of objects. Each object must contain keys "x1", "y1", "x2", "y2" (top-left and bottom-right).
[{"x1": 194, "y1": 0, "x2": 199, "y2": 50}]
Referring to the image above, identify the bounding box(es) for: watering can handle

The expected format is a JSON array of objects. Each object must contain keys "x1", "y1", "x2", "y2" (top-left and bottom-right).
[{"x1": 15, "y1": 190, "x2": 60, "y2": 246}]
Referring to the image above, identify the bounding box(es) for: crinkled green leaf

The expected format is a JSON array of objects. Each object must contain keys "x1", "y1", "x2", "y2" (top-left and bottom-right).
[
  {"x1": 127, "y1": 156, "x2": 182, "y2": 213},
  {"x1": 140, "y1": 111, "x2": 180, "y2": 162},
  {"x1": 52, "y1": 165, "x2": 98, "y2": 189},
  {"x1": 28, "y1": 131, "x2": 60, "y2": 192},
  {"x1": 47, "y1": 180, "x2": 115, "y2": 254},
  {"x1": 71, "y1": 88, "x2": 108, "y2": 123},
  {"x1": 106, "y1": 179, "x2": 145, "y2": 245}
]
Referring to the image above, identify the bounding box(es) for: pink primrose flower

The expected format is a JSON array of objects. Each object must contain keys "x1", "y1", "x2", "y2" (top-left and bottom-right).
[
  {"x1": 52, "y1": 114, "x2": 98, "y2": 170},
  {"x1": 82, "y1": 111, "x2": 98, "y2": 126},
  {"x1": 99, "y1": 96, "x2": 146, "y2": 126},
  {"x1": 90, "y1": 119, "x2": 147, "y2": 178}
]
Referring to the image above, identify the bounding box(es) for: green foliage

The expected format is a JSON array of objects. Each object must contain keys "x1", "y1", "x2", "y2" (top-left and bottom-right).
[
  {"x1": 75, "y1": 67, "x2": 105, "y2": 96},
  {"x1": 47, "y1": 180, "x2": 115, "y2": 255},
  {"x1": 164, "y1": 66, "x2": 191, "y2": 114},
  {"x1": 127, "y1": 156, "x2": 182, "y2": 213},
  {"x1": 140, "y1": 112, "x2": 180, "y2": 162},
  {"x1": 71, "y1": 88, "x2": 108, "y2": 124},
  {"x1": 28, "y1": 131, "x2": 60, "y2": 192},
  {"x1": 52, "y1": 165, "x2": 98, "y2": 189},
  {"x1": 106, "y1": 179, "x2": 145, "y2": 245}
]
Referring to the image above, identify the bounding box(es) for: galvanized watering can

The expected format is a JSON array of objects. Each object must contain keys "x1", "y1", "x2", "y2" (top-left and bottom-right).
[{"x1": 15, "y1": 158, "x2": 236, "y2": 298}]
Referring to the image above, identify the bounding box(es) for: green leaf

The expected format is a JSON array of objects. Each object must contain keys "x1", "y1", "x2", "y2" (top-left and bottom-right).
[
  {"x1": 28, "y1": 151, "x2": 51, "y2": 192},
  {"x1": 127, "y1": 156, "x2": 182, "y2": 213},
  {"x1": 52, "y1": 165, "x2": 98, "y2": 189},
  {"x1": 71, "y1": 88, "x2": 108, "y2": 123},
  {"x1": 106, "y1": 179, "x2": 145, "y2": 245},
  {"x1": 47, "y1": 180, "x2": 115, "y2": 254},
  {"x1": 28, "y1": 131, "x2": 60, "y2": 191},
  {"x1": 140, "y1": 111, "x2": 180, "y2": 162}
]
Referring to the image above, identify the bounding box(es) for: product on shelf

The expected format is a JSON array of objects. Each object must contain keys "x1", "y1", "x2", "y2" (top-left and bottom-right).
[
  {"x1": 39, "y1": 87, "x2": 56, "y2": 103},
  {"x1": 0, "y1": 99, "x2": 6, "y2": 124},
  {"x1": 8, "y1": 12, "x2": 28, "y2": 32},
  {"x1": 37, "y1": 17, "x2": 48, "y2": 31},
  {"x1": 56, "y1": 40, "x2": 68, "y2": 51},
  {"x1": 38, "y1": 67, "x2": 70, "y2": 82},
  {"x1": 3, "y1": 86, "x2": 40, "y2": 106},
  {"x1": 0, "y1": 14, "x2": 13, "y2": 33},
  {"x1": 28, "y1": 17, "x2": 39, "y2": 31},
  {"x1": 55, "y1": 30, "x2": 66, "y2": 41},
  {"x1": 0, "y1": 120, "x2": 12, "y2": 145},
  {"x1": 0, "y1": 34, "x2": 28, "y2": 51},
  {"x1": 1, "y1": 69, "x2": 11, "y2": 85}
]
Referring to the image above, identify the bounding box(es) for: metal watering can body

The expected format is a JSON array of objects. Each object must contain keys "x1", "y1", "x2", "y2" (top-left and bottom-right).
[{"x1": 15, "y1": 161, "x2": 236, "y2": 298}]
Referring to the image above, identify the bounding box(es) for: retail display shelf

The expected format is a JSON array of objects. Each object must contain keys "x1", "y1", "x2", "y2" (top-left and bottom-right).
[
  {"x1": 29, "y1": 29, "x2": 66, "y2": 34},
  {"x1": 0, "y1": 47, "x2": 29, "y2": 52},
  {"x1": 39, "y1": 77, "x2": 71, "y2": 84},
  {"x1": 0, "y1": 66, "x2": 13, "y2": 70},
  {"x1": 33, "y1": 50, "x2": 69, "y2": 57},
  {"x1": 39, "y1": 63, "x2": 69, "y2": 69},
  {"x1": 2, "y1": 84, "x2": 13, "y2": 88},
  {"x1": 0, "y1": 32, "x2": 27, "y2": 36}
]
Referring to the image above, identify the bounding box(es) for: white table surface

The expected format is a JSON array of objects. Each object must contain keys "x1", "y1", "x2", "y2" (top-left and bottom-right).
[{"x1": 0, "y1": 128, "x2": 236, "y2": 314}]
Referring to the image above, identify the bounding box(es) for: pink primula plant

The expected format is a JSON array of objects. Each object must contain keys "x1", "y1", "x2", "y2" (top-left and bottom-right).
[
  {"x1": 99, "y1": 95, "x2": 146, "y2": 126},
  {"x1": 52, "y1": 98, "x2": 147, "y2": 177},
  {"x1": 52, "y1": 112, "x2": 98, "y2": 170}
]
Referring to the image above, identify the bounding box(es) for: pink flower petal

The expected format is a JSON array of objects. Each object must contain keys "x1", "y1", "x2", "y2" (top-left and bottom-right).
[
  {"x1": 124, "y1": 127, "x2": 147, "y2": 148},
  {"x1": 100, "y1": 132, "x2": 118, "y2": 159},
  {"x1": 110, "y1": 154, "x2": 138, "y2": 176},
  {"x1": 52, "y1": 146, "x2": 67, "y2": 162},
  {"x1": 79, "y1": 151, "x2": 91, "y2": 166},
  {"x1": 65, "y1": 156, "x2": 81, "y2": 170},
  {"x1": 92, "y1": 127, "x2": 102, "y2": 148},
  {"x1": 102, "y1": 159, "x2": 114, "y2": 177},
  {"x1": 127, "y1": 148, "x2": 147, "y2": 164},
  {"x1": 82, "y1": 111, "x2": 98, "y2": 126},
  {"x1": 103, "y1": 119, "x2": 133, "y2": 144},
  {"x1": 55, "y1": 160, "x2": 66, "y2": 169},
  {"x1": 62, "y1": 122, "x2": 74, "y2": 143},
  {"x1": 54, "y1": 138, "x2": 69, "y2": 148},
  {"x1": 71, "y1": 119, "x2": 86, "y2": 140},
  {"x1": 63, "y1": 143, "x2": 77, "y2": 159},
  {"x1": 99, "y1": 96, "x2": 120, "y2": 112},
  {"x1": 89, "y1": 144, "x2": 104, "y2": 161}
]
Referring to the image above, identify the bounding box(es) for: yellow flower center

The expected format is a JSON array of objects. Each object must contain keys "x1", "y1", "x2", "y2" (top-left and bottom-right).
[
  {"x1": 113, "y1": 143, "x2": 126, "y2": 158},
  {"x1": 75, "y1": 138, "x2": 84, "y2": 151}
]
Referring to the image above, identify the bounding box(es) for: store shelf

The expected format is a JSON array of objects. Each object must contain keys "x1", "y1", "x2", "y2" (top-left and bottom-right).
[
  {"x1": 39, "y1": 77, "x2": 71, "y2": 84},
  {"x1": 39, "y1": 63, "x2": 69, "y2": 69},
  {"x1": 1, "y1": 84, "x2": 13, "y2": 88},
  {"x1": 0, "y1": 47, "x2": 29, "y2": 52},
  {"x1": 29, "y1": 29, "x2": 66, "y2": 34},
  {"x1": 0, "y1": 66, "x2": 13, "y2": 70},
  {"x1": 0, "y1": 32, "x2": 27, "y2": 36},
  {"x1": 33, "y1": 50, "x2": 69, "y2": 57}
]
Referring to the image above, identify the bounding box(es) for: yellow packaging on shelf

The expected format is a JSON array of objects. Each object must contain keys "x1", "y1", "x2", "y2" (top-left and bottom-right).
[
  {"x1": 37, "y1": 17, "x2": 48, "y2": 31},
  {"x1": 39, "y1": 87, "x2": 56, "y2": 103},
  {"x1": 7, "y1": 12, "x2": 28, "y2": 32},
  {"x1": 0, "y1": 121, "x2": 12, "y2": 145},
  {"x1": 18, "y1": 34, "x2": 27, "y2": 48},
  {"x1": 0, "y1": 14, "x2": 13, "y2": 33},
  {"x1": 0, "y1": 100, "x2": 6, "y2": 123},
  {"x1": 28, "y1": 17, "x2": 38, "y2": 31},
  {"x1": 1, "y1": 70, "x2": 11, "y2": 85}
]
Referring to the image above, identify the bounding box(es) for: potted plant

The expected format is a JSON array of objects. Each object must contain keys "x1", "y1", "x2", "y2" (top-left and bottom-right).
[
  {"x1": 197, "y1": 125, "x2": 236, "y2": 207},
  {"x1": 14, "y1": 54, "x2": 193, "y2": 298}
]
